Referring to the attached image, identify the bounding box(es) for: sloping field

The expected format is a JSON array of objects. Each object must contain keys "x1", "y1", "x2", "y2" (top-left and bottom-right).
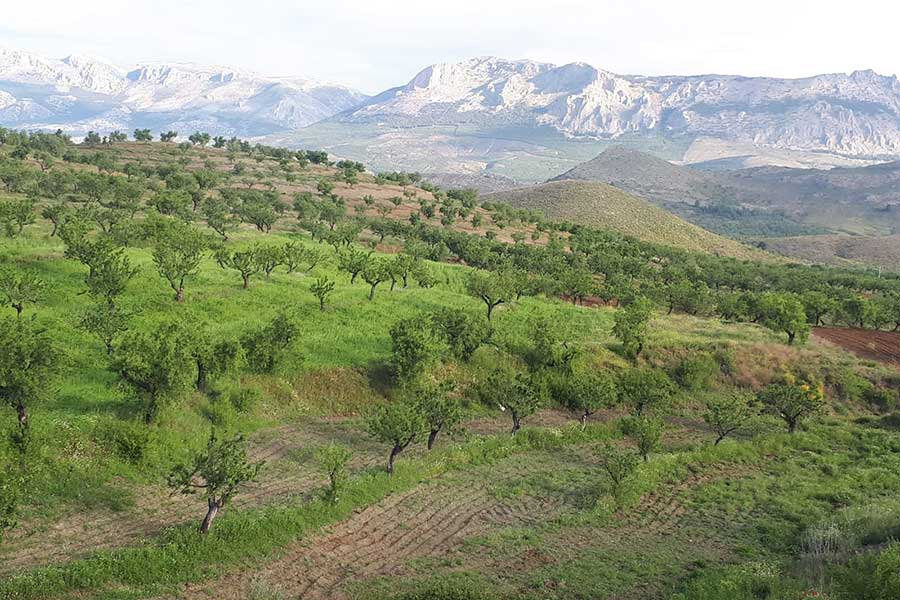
[
  {"x1": 760, "y1": 234, "x2": 900, "y2": 272},
  {"x1": 485, "y1": 180, "x2": 775, "y2": 261},
  {"x1": 812, "y1": 327, "x2": 900, "y2": 365}
]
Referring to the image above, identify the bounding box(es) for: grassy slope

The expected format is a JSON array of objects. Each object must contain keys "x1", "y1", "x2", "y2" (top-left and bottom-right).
[
  {"x1": 1, "y1": 142, "x2": 899, "y2": 600},
  {"x1": 485, "y1": 180, "x2": 776, "y2": 261},
  {"x1": 759, "y1": 234, "x2": 900, "y2": 272}
]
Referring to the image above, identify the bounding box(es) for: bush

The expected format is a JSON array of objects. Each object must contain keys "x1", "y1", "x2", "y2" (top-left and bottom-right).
[
  {"x1": 674, "y1": 353, "x2": 720, "y2": 391},
  {"x1": 241, "y1": 313, "x2": 299, "y2": 373},
  {"x1": 202, "y1": 398, "x2": 237, "y2": 427},
  {"x1": 829, "y1": 367, "x2": 874, "y2": 403},
  {"x1": 837, "y1": 543, "x2": 900, "y2": 600},
  {"x1": 93, "y1": 418, "x2": 151, "y2": 464},
  {"x1": 864, "y1": 387, "x2": 898, "y2": 413},
  {"x1": 230, "y1": 387, "x2": 262, "y2": 412}
]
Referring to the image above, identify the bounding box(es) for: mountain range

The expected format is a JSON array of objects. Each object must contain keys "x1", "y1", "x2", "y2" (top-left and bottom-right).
[
  {"x1": 0, "y1": 47, "x2": 367, "y2": 136},
  {"x1": 3, "y1": 50, "x2": 900, "y2": 179},
  {"x1": 344, "y1": 57, "x2": 900, "y2": 157}
]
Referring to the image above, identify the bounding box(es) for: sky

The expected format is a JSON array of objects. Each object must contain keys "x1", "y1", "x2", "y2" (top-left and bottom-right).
[{"x1": 1, "y1": 0, "x2": 898, "y2": 94}]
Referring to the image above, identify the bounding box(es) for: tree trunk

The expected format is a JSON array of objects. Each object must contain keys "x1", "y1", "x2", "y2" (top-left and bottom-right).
[
  {"x1": 368, "y1": 284, "x2": 377, "y2": 301},
  {"x1": 175, "y1": 286, "x2": 184, "y2": 302},
  {"x1": 16, "y1": 402, "x2": 28, "y2": 429},
  {"x1": 351, "y1": 273, "x2": 358, "y2": 284},
  {"x1": 511, "y1": 412, "x2": 521, "y2": 436},
  {"x1": 714, "y1": 434, "x2": 724, "y2": 445},
  {"x1": 200, "y1": 498, "x2": 222, "y2": 534},
  {"x1": 242, "y1": 274, "x2": 250, "y2": 289},
  {"x1": 14, "y1": 303, "x2": 23, "y2": 316},
  {"x1": 196, "y1": 362, "x2": 208, "y2": 393},
  {"x1": 787, "y1": 418, "x2": 797, "y2": 434},
  {"x1": 787, "y1": 331, "x2": 796, "y2": 345},
  {"x1": 580, "y1": 411, "x2": 589, "y2": 430},
  {"x1": 427, "y1": 428, "x2": 439, "y2": 450},
  {"x1": 387, "y1": 444, "x2": 401, "y2": 474}
]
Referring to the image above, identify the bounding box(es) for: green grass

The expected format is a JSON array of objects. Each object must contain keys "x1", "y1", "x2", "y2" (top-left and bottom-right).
[
  {"x1": 2, "y1": 142, "x2": 900, "y2": 600},
  {"x1": 0, "y1": 422, "x2": 622, "y2": 599}
]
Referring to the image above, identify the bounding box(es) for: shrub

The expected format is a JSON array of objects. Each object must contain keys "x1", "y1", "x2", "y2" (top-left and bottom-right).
[
  {"x1": 837, "y1": 543, "x2": 900, "y2": 600},
  {"x1": 390, "y1": 317, "x2": 444, "y2": 382},
  {"x1": 230, "y1": 387, "x2": 262, "y2": 412},
  {"x1": 94, "y1": 419, "x2": 151, "y2": 464},
  {"x1": 618, "y1": 367, "x2": 675, "y2": 416},
  {"x1": 241, "y1": 313, "x2": 299, "y2": 373},
  {"x1": 315, "y1": 443, "x2": 353, "y2": 502},
  {"x1": 758, "y1": 377, "x2": 826, "y2": 433},
  {"x1": 674, "y1": 353, "x2": 720, "y2": 391}
]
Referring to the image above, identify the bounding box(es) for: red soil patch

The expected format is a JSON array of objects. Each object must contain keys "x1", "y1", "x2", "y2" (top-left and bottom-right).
[{"x1": 812, "y1": 327, "x2": 900, "y2": 365}]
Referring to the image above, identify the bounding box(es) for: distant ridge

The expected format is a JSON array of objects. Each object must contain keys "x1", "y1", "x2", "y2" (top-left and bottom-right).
[
  {"x1": 484, "y1": 180, "x2": 775, "y2": 261},
  {"x1": 0, "y1": 47, "x2": 368, "y2": 136},
  {"x1": 549, "y1": 146, "x2": 726, "y2": 206}
]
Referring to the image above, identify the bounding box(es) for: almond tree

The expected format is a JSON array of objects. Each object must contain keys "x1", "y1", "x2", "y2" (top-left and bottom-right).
[
  {"x1": 152, "y1": 221, "x2": 209, "y2": 302},
  {"x1": 623, "y1": 415, "x2": 664, "y2": 461},
  {"x1": 255, "y1": 245, "x2": 284, "y2": 279},
  {"x1": 187, "y1": 324, "x2": 240, "y2": 393},
  {"x1": 0, "y1": 198, "x2": 35, "y2": 237},
  {"x1": 168, "y1": 431, "x2": 262, "y2": 534},
  {"x1": 365, "y1": 399, "x2": 425, "y2": 474},
  {"x1": 215, "y1": 246, "x2": 260, "y2": 289},
  {"x1": 612, "y1": 297, "x2": 653, "y2": 360},
  {"x1": 0, "y1": 268, "x2": 44, "y2": 317},
  {"x1": 310, "y1": 277, "x2": 335, "y2": 310},
  {"x1": 202, "y1": 197, "x2": 237, "y2": 240},
  {"x1": 466, "y1": 270, "x2": 514, "y2": 323},
  {"x1": 760, "y1": 292, "x2": 810, "y2": 345},
  {"x1": 111, "y1": 322, "x2": 193, "y2": 423},
  {"x1": 84, "y1": 245, "x2": 137, "y2": 308},
  {"x1": 315, "y1": 443, "x2": 352, "y2": 503},
  {"x1": 596, "y1": 442, "x2": 640, "y2": 506},
  {"x1": 362, "y1": 258, "x2": 391, "y2": 301},
  {"x1": 0, "y1": 468, "x2": 23, "y2": 543},
  {"x1": 337, "y1": 247, "x2": 369, "y2": 284},
  {"x1": 478, "y1": 368, "x2": 541, "y2": 435},
  {"x1": 703, "y1": 392, "x2": 758, "y2": 445},
  {"x1": 758, "y1": 378, "x2": 825, "y2": 433},
  {"x1": 559, "y1": 370, "x2": 617, "y2": 428},
  {"x1": 78, "y1": 302, "x2": 130, "y2": 355},
  {"x1": 411, "y1": 380, "x2": 461, "y2": 449},
  {"x1": 0, "y1": 315, "x2": 59, "y2": 436}
]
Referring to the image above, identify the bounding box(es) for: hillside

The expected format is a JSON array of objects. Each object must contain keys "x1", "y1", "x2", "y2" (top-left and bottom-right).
[
  {"x1": 547, "y1": 147, "x2": 900, "y2": 269},
  {"x1": 485, "y1": 180, "x2": 775, "y2": 261},
  {"x1": 759, "y1": 234, "x2": 900, "y2": 271},
  {"x1": 550, "y1": 146, "x2": 718, "y2": 203},
  {"x1": 2, "y1": 132, "x2": 900, "y2": 600}
]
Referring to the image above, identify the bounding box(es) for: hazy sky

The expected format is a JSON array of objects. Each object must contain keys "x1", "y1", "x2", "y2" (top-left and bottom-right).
[{"x1": 2, "y1": 0, "x2": 898, "y2": 93}]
